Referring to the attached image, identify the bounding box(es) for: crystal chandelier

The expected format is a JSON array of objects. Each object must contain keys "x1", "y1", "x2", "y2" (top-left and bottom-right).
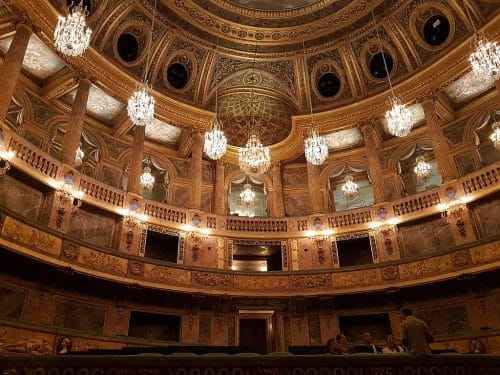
[
  {"x1": 239, "y1": 183, "x2": 256, "y2": 208},
  {"x1": 128, "y1": 0, "x2": 157, "y2": 125},
  {"x1": 341, "y1": 175, "x2": 359, "y2": 199},
  {"x1": 371, "y1": 10, "x2": 414, "y2": 138},
  {"x1": 204, "y1": 43, "x2": 227, "y2": 160},
  {"x1": 490, "y1": 121, "x2": 500, "y2": 150},
  {"x1": 239, "y1": 134, "x2": 271, "y2": 176},
  {"x1": 128, "y1": 84, "x2": 155, "y2": 127},
  {"x1": 75, "y1": 145, "x2": 84, "y2": 167},
  {"x1": 469, "y1": 35, "x2": 500, "y2": 80},
  {"x1": 385, "y1": 96, "x2": 414, "y2": 137},
  {"x1": 140, "y1": 165, "x2": 155, "y2": 191},
  {"x1": 239, "y1": 44, "x2": 270, "y2": 176},
  {"x1": 305, "y1": 129, "x2": 329, "y2": 165},
  {"x1": 54, "y1": 1, "x2": 92, "y2": 57},
  {"x1": 302, "y1": 42, "x2": 329, "y2": 165},
  {"x1": 414, "y1": 156, "x2": 432, "y2": 181}
]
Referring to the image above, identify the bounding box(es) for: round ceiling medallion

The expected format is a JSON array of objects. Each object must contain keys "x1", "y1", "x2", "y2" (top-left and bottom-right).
[
  {"x1": 369, "y1": 52, "x2": 394, "y2": 79},
  {"x1": 167, "y1": 63, "x2": 189, "y2": 90},
  {"x1": 117, "y1": 33, "x2": 139, "y2": 63},
  {"x1": 317, "y1": 72, "x2": 341, "y2": 98},
  {"x1": 423, "y1": 14, "x2": 450, "y2": 46}
]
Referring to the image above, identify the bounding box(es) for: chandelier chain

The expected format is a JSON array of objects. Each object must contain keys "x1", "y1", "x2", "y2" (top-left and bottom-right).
[
  {"x1": 142, "y1": 0, "x2": 158, "y2": 84},
  {"x1": 371, "y1": 9, "x2": 394, "y2": 95}
]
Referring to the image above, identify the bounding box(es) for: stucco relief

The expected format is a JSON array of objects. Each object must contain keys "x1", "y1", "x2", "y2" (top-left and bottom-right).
[
  {"x1": 65, "y1": 85, "x2": 124, "y2": 122},
  {"x1": 192, "y1": 271, "x2": 233, "y2": 288},
  {"x1": 227, "y1": 0, "x2": 320, "y2": 10},
  {"x1": 145, "y1": 118, "x2": 182, "y2": 144},
  {"x1": 333, "y1": 268, "x2": 380, "y2": 287},
  {"x1": 398, "y1": 254, "x2": 453, "y2": 279},
  {"x1": 469, "y1": 241, "x2": 500, "y2": 265},
  {"x1": 291, "y1": 274, "x2": 331, "y2": 289},
  {"x1": 0, "y1": 326, "x2": 53, "y2": 355},
  {"x1": 234, "y1": 275, "x2": 288, "y2": 290},
  {"x1": 444, "y1": 72, "x2": 495, "y2": 103},
  {"x1": 1, "y1": 217, "x2": 60, "y2": 256},
  {"x1": 324, "y1": 128, "x2": 363, "y2": 151},
  {"x1": 78, "y1": 248, "x2": 128, "y2": 276},
  {"x1": 61, "y1": 240, "x2": 80, "y2": 261},
  {"x1": 282, "y1": 167, "x2": 308, "y2": 186},
  {"x1": 144, "y1": 264, "x2": 191, "y2": 285}
]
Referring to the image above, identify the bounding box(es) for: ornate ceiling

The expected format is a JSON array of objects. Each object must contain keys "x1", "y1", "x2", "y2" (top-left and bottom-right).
[{"x1": 1, "y1": 0, "x2": 499, "y2": 156}]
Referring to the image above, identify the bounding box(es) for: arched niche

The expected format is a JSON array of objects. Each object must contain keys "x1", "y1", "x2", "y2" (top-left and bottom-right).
[
  {"x1": 397, "y1": 143, "x2": 442, "y2": 195},
  {"x1": 140, "y1": 157, "x2": 170, "y2": 203},
  {"x1": 227, "y1": 173, "x2": 268, "y2": 218},
  {"x1": 327, "y1": 164, "x2": 374, "y2": 212}
]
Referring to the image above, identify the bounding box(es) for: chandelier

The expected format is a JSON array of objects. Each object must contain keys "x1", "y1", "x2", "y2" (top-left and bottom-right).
[
  {"x1": 239, "y1": 134, "x2": 271, "y2": 176},
  {"x1": 469, "y1": 35, "x2": 500, "y2": 80},
  {"x1": 413, "y1": 156, "x2": 432, "y2": 181},
  {"x1": 128, "y1": 84, "x2": 155, "y2": 127},
  {"x1": 204, "y1": 43, "x2": 227, "y2": 160},
  {"x1": 0, "y1": 133, "x2": 14, "y2": 176},
  {"x1": 75, "y1": 145, "x2": 84, "y2": 167},
  {"x1": 305, "y1": 129, "x2": 329, "y2": 165},
  {"x1": 490, "y1": 121, "x2": 500, "y2": 150},
  {"x1": 341, "y1": 175, "x2": 359, "y2": 199},
  {"x1": 140, "y1": 165, "x2": 155, "y2": 191},
  {"x1": 385, "y1": 96, "x2": 414, "y2": 137},
  {"x1": 239, "y1": 183, "x2": 256, "y2": 208},
  {"x1": 54, "y1": 1, "x2": 92, "y2": 57},
  {"x1": 128, "y1": 0, "x2": 157, "y2": 125},
  {"x1": 239, "y1": 44, "x2": 270, "y2": 176},
  {"x1": 303, "y1": 42, "x2": 329, "y2": 165},
  {"x1": 371, "y1": 10, "x2": 415, "y2": 138}
]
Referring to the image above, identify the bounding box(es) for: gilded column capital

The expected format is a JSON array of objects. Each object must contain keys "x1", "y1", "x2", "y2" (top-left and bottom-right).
[
  {"x1": 417, "y1": 92, "x2": 439, "y2": 108},
  {"x1": 76, "y1": 70, "x2": 95, "y2": 84},
  {"x1": 14, "y1": 13, "x2": 35, "y2": 31}
]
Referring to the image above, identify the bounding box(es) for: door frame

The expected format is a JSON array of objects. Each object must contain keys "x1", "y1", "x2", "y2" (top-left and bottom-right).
[{"x1": 236, "y1": 310, "x2": 275, "y2": 354}]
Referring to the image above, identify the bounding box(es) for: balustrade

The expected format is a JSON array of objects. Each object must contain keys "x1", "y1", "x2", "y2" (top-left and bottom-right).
[
  {"x1": 9, "y1": 138, "x2": 58, "y2": 178},
  {"x1": 79, "y1": 178, "x2": 125, "y2": 207},
  {"x1": 144, "y1": 202, "x2": 187, "y2": 224},
  {"x1": 327, "y1": 209, "x2": 372, "y2": 228},
  {"x1": 226, "y1": 218, "x2": 288, "y2": 232},
  {"x1": 462, "y1": 165, "x2": 500, "y2": 194},
  {"x1": 393, "y1": 192, "x2": 440, "y2": 216}
]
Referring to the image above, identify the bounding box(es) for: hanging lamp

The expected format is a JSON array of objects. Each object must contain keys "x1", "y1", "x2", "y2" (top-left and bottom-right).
[
  {"x1": 127, "y1": 0, "x2": 157, "y2": 126},
  {"x1": 238, "y1": 44, "x2": 271, "y2": 176},
  {"x1": 140, "y1": 156, "x2": 155, "y2": 192},
  {"x1": 303, "y1": 41, "x2": 329, "y2": 165},
  {"x1": 54, "y1": 1, "x2": 92, "y2": 57},
  {"x1": 204, "y1": 39, "x2": 227, "y2": 160},
  {"x1": 371, "y1": 10, "x2": 415, "y2": 137}
]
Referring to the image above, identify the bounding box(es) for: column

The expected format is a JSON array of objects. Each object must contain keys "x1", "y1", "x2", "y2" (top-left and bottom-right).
[
  {"x1": 60, "y1": 75, "x2": 91, "y2": 165},
  {"x1": 307, "y1": 162, "x2": 323, "y2": 214},
  {"x1": 127, "y1": 126, "x2": 145, "y2": 195},
  {"x1": 213, "y1": 161, "x2": 226, "y2": 215},
  {"x1": 189, "y1": 131, "x2": 204, "y2": 210},
  {"x1": 360, "y1": 121, "x2": 385, "y2": 204},
  {"x1": 0, "y1": 19, "x2": 33, "y2": 121},
  {"x1": 271, "y1": 163, "x2": 285, "y2": 217},
  {"x1": 421, "y1": 96, "x2": 458, "y2": 182}
]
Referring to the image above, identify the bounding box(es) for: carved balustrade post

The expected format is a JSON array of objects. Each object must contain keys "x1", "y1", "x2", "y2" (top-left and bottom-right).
[
  {"x1": 307, "y1": 163, "x2": 323, "y2": 214},
  {"x1": 61, "y1": 75, "x2": 92, "y2": 165},
  {"x1": 189, "y1": 131, "x2": 204, "y2": 210},
  {"x1": 214, "y1": 161, "x2": 226, "y2": 215},
  {"x1": 127, "y1": 126, "x2": 146, "y2": 195},
  {"x1": 421, "y1": 95, "x2": 458, "y2": 182},
  {"x1": 0, "y1": 18, "x2": 33, "y2": 121},
  {"x1": 360, "y1": 121, "x2": 385, "y2": 204},
  {"x1": 271, "y1": 163, "x2": 285, "y2": 218}
]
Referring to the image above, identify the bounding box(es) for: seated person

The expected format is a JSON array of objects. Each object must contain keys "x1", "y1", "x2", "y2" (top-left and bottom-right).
[
  {"x1": 330, "y1": 333, "x2": 354, "y2": 354},
  {"x1": 326, "y1": 338, "x2": 337, "y2": 354},
  {"x1": 382, "y1": 334, "x2": 405, "y2": 354},
  {"x1": 356, "y1": 331, "x2": 381, "y2": 354}
]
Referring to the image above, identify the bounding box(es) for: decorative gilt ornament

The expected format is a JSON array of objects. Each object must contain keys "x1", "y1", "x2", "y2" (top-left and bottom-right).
[
  {"x1": 54, "y1": 1, "x2": 92, "y2": 57},
  {"x1": 75, "y1": 145, "x2": 84, "y2": 167},
  {"x1": 490, "y1": 121, "x2": 500, "y2": 150}
]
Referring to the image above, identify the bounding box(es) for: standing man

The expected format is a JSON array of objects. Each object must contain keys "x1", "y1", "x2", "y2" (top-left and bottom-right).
[{"x1": 400, "y1": 308, "x2": 432, "y2": 355}]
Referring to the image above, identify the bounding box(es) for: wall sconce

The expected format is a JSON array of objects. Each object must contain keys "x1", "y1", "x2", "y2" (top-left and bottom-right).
[
  {"x1": 49, "y1": 173, "x2": 84, "y2": 228},
  {"x1": 305, "y1": 225, "x2": 334, "y2": 264},
  {"x1": 118, "y1": 201, "x2": 149, "y2": 251},
  {"x1": 437, "y1": 196, "x2": 472, "y2": 239},
  {"x1": 181, "y1": 224, "x2": 210, "y2": 242},
  {"x1": 369, "y1": 218, "x2": 400, "y2": 236},
  {"x1": 0, "y1": 132, "x2": 15, "y2": 176}
]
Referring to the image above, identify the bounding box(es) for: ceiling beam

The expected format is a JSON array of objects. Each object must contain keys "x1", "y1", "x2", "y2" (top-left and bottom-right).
[
  {"x1": 41, "y1": 68, "x2": 79, "y2": 101},
  {"x1": 111, "y1": 108, "x2": 134, "y2": 137},
  {"x1": 435, "y1": 92, "x2": 457, "y2": 123}
]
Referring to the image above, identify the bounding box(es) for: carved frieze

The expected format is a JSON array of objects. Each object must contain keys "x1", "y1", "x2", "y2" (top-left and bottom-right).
[
  {"x1": 78, "y1": 248, "x2": 127, "y2": 276},
  {"x1": 192, "y1": 271, "x2": 233, "y2": 288},
  {"x1": 128, "y1": 261, "x2": 145, "y2": 277},
  {"x1": 333, "y1": 268, "x2": 380, "y2": 287},
  {"x1": 451, "y1": 250, "x2": 472, "y2": 268},
  {"x1": 144, "y1": 264, "x2": 191, "y2": 285},
  {"x1": 1, "y1": 217, "x2": 61, "y2": 256},
  {"x1": 234, "y1": 275, "x2": 288, "y2": 290},
  {"x1": 291, "y1": 274, "x2": 331, "y2": 289},
  {"x1": 398, "y1": 254, "x2": 453, "y2": 279},
  {"x1": 381, "y1": 265, "x2": 399, "y2": 281}
]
